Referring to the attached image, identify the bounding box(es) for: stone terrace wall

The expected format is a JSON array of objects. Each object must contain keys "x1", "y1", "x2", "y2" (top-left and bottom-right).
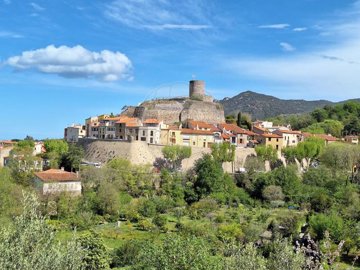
[{"x1": 78, "y1": 139, "x2": 255, "y2": 172}]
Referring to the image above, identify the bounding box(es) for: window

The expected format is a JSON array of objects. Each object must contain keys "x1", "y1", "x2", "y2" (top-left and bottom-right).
[
  {"x1": 150, "y1": 138, "x2": 153, "y2": 144},
  {"x1": 150, "y1": 131, "x2": 154, "y2": 136},
  {"x1": 143, "y1": 130, "x2": 145, "y2": 136},
  {"x1": 276, "y1": 145, "x2": 279, "y2": 150},
  {"x1": 276, "y1": 138, "x2": 279, "y2": 142},
  {"x1": 193, "y1": 141, "x2": 196, "y2": 146},
  {"x1": 268, "y1": 138, "x2": 271, "y2": 141}
]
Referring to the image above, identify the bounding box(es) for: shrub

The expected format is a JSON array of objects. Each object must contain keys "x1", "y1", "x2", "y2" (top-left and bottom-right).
[
  {"x1": 138, "y1": 219, "x2": 155, "y2": 231},
  {"x1": 262, "y1": 185, "x2": 284, "y2": 201},
  {"x1": 152, "y1": 215, "x2": 168, "y2": 232}
]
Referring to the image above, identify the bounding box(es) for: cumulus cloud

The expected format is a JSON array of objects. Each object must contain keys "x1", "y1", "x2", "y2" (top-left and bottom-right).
[
  {"x1": 280, "y1": 42, "x2": 296, "y2": 52},
  {"x1": 258, "y1": 23, "x2": 290, "y2": 29},
  {"x1": 105, "y1": 0, "x2": 211, "y2": 31},
  {"x1": 6, "y1": 45, "x2": 132, "y2": 81}
]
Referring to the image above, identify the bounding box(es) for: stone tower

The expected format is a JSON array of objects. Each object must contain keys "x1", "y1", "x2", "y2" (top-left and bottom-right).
[{"x1": 189, "y1": 80, "x2": 205, "y2": 100}]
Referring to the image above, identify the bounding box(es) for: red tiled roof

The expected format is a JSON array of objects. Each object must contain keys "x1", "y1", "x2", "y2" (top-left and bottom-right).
[
  {"x1": 188, "y1": 120, "x2": 214, "y2": 129},
  {"x1": 144, "y1": 118, "x2": 160, "y2": 124},
  {"x1": 303, "y1": 133, "x2": 337, "y2": 141},
  {"x1": 260, "y1": 133, "x2": 283, "y2": 139},
  {"x1": 35, "y1": 169, "x2": 79, "y2": 183},
  {"x1": 276, "y1": 130, "x2": 302, "y2": 135},
  {"x1": 222, "y1": 134, "x2": 231, "y2": 139},
  {"x1": 219, "y1": 123, "x2": 250, "y2": 134},
  {"x1": 316, "y1": 134, "x2": 338, "y2": 141},
  {"x1": 181, "y1": 129, "x2": 214, "y2": 135}
]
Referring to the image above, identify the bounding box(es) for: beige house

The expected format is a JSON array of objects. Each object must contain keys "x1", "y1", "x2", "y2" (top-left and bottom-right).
[
  {"x1": 115, "y1": 117, "x2": 141, "y2": 140},
  {"x1": 273, "y1": 129, "x2": 303, "y2": 147},
  {"x1": 255, "y1": 133, "x2": 284, "y2": 151},
  {"x1": 34, "y1": 169, "x2": 81, "y2": 196},
  {"x1": 160, "y1": 125, "x2": 183, "y2": 145},
  {"x1": 0, "y1": 141, "x2": 14, "y2": 167},
  {"x1": 181, "y1": 129, "x2": 215, "y2": 148},
  {"x1": 64, "y1": 124, "x2": 86, "y2": 142}
]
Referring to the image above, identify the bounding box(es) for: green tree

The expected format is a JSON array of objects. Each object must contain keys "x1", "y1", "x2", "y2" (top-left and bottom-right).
[
  {"x1": 43, "y1": 139, "x2": 69, "y2": 168},
  {"x1": 0, "y1": 192, "x2": 84, "y2": 270},
  {"x1": 266, "y1": 238, "x2": 304, "y2": 270},
  {"x1": 255, "y1": 145, "x2": 277, "y2": 163},
  {"x1": 77, "y1": 230, "x2": 110, "y2": 270},
  {"x1": 211, "y1": 143, "x2": 236, "y2": 164},
  {"x1": 162, "y1": 145, "x2": 191, "y2": 171},
  {"x1": 134, "y1": 234, "x2": 221, "y2": 270},
  {"x1": 61, "y1": 144, "x2": 85, "y2": 172},
  {"x1": 225, "y1": 243, "x2": 267, "y2": 270},
  {"x1": 193, "y1": 154, "x2": 224, "y2": 199}
]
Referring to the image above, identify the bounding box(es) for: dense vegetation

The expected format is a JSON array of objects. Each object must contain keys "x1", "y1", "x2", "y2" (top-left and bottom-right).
[
  {"x1": 1, "y1": 136, "x2": 360, "y2": 269},
  {"x1": 268, "y1": 101, "x2": 360, "y2": 136}
]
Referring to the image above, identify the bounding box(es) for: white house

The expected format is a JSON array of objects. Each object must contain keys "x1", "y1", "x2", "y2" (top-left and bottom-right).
[{"x1": 34, "y1": 169, "x2": 81, "y2": 196}]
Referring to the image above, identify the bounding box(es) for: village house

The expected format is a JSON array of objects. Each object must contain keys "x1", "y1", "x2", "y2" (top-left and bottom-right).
[
  {"x1": 255, "y1": 133, "x2": 284, "y2": 151},
  {"x1": 219, "y1": 123, "x2": 255, "y2": 147},
  {"x1": 64, "y1": 124, "x2": 86, "y2": 142},
  {"x1": 98, "y1": 117, "x2": 121, "y2": 139},
  {"x1": 181, "y1": 129, "x2": 215, "y2": 148},
  {"x1": 273, "y1": 129, "x2": 303, "y2": 147},
  {"x1": 160, "y1": 125, "x2": 183, "y2": 145},
  {"x1": 0, "y1": 140, "x2": 14, "y2": 167},
  {"x1": 115, "y1": 117, "x2": 141, "y2": 140},
  {"x1": 138, "y1": 119, "x2": 162, "y2": 144},
  {"x1": 303, "y1": 133, "x2": 338, "y2": 145},
  {"x1": 344, "y1": 135, "x2": 359, "y2": 145},
  {"x1": 34, "y1": 169, "x2": 81, "y2": 196}
]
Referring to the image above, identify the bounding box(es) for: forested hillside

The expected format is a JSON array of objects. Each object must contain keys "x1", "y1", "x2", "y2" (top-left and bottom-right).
[
  {"x1": 268, "y1": 101, "x2": 360, "y2": 137},
  {"x1": 220, "y1": 90, "x2": 360, "y2": 120}
]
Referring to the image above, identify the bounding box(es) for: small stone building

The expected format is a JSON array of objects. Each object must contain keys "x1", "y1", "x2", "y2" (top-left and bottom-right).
[{"x1": 34, "y1": 169, "x2": 81, "y2": 196}]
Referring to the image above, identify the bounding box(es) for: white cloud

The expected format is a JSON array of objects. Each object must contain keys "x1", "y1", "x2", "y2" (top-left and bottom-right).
[
  {"x1": 145, "y1": 24, "x2": 210, "y2": 30},
  {"x1": 0, "y1": 31, "x2": 23, "y2": 38},
  {"x1": 258, "y1": 24, "x2": 290, "y2": 29},
  {"x1": 105, "y1": 0, "x2": 211, "y2": 31},
  {"x1": 293, "y1": 27, "x2": 307, "y2": 32},
  {"x1": 280, "y1": 42, "x2": 296, "y2": 52},
  {"x1": 30, "y1": 2, "x2": 45, "y2": 11},
  {"x1": 6, "y1": 45, "x2": 132, "y2": 82}
]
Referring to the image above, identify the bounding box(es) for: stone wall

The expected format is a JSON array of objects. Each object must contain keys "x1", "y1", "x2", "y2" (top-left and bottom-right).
[{"x1": 78, "y1": 139, "x2": 255, "y2": 172}]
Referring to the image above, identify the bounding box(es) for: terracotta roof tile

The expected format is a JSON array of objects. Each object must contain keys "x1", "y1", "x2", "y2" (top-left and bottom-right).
[
  {"x1": 144, "y1": 118, "x2": 160, "y2": 124},
  {"x1": 35, "y1": 169, "x2": 79, "y2": 183}
]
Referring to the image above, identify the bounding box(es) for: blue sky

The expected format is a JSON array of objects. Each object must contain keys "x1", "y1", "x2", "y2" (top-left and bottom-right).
[{"x1": 1, "y1": 0, "x2": 360, "y2": 139}]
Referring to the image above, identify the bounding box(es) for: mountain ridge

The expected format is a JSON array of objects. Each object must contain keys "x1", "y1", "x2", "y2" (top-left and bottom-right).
[{"x1": 219, "y1": 90, "x2": 360, "y2": 120}]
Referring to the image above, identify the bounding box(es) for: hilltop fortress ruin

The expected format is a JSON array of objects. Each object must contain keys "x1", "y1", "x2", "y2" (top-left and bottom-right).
[{"x1": 121, "y1": 80, "x2": 225, "y2": 124}]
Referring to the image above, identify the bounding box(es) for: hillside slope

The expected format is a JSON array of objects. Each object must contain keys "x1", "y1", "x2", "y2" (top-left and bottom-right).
[{"x1": 219, "y1": 91, "x2": 333, "y2": 119}]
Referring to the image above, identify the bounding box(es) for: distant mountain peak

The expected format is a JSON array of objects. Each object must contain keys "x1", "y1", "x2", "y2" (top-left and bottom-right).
[{"x1": 219, "y1": 91, "x2": 334, "y2": 119}]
